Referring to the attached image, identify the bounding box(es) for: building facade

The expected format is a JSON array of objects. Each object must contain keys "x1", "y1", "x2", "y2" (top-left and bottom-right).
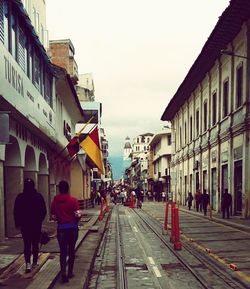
[
  {"x1": 161, "y1": 0, "x2": 250, "y2": 218},
  {"x1": 0, "y1": 0, "x2": 85, "y2": 240},
  {"x1": 148, "y1": 129, "x2": 172, "y2": 198}
]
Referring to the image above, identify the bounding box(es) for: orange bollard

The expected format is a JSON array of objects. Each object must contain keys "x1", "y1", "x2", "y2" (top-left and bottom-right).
[
  {"x1": 170, "y1": 202, "x2": 176, "y2": 243},
  {"x1": 173, "y1": 207, "x2": 182, "y2": 250},
  {"x1": 164, "y1": 202, "x2": 169, "y2": 232},
  {"x1": 99, "y1": 197, "x2": 104, "y2": 221},
  {"x1": 105, "y1": 197, "x2": 109, "y2": 213}
]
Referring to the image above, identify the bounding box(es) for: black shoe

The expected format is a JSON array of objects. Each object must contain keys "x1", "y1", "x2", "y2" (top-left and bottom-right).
[
  {"x1": 68, "y1": 273, "x2": 74, "y2": 279},
  {"x1": 61, "y1": 274, "x2": 69, "y2": 283}
]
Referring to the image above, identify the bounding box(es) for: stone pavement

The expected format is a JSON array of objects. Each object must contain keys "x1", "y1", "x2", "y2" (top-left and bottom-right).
[
  {"x1": 178, "y1": 203, "x2": 250, "y2": 233},
  {"x1": 0, "y1": 205, "x2": 104, "y2": 288}
]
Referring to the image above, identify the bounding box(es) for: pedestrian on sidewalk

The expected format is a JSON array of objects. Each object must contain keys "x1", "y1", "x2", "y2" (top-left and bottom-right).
[
  {"x1": 90, "y1": 189, "x2": 96, "y2": 208},
  {"x1": 13, "y1": 178, "x2": 47, "y2": 273},
  {"x1": 221, "y1": 188, "x2": 232, "y2": 219},
  {"x1": 50, "y1": 180, "x2": 81, "y2": 283},
  {"x1": 195, "y1": 189, "x2": 202, "y2": 212},
  {"x1": 202, "y1": 189, "x2": 210, "y2": 216},
  {"x1": 187, "y1": 192, "x2": 193, "y2": 210}
]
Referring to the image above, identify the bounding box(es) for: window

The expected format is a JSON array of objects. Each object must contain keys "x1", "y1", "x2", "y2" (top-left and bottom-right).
[
  {"x1": 179, "y1": 126, "x2": 182, "y2": 148},
  {"x1": 45, "y1": 72, "x2": 52, "y2": 107},
  {"x1": 0, "y1": 0, "x2": 4, "y2": 43},
  {"x1": 184, "y1": 121, "x2": 187, "y2": 145},
  {"x1": 18, "y1": 25, "x2": 27, "y2": 72},
  {"x1": 28, "y1": 46, "x2": 33, "y2": 79},
  {"x1": 203, "y1": 101, "x2": 207, "y2": 131},
  {"x1": 223, "y1": 79, "x2": 229, "y2": 117},
  {"x1": 190, "y1": 116, "x2": 193, "y2": 141},
  {"x1": 11, "y1": 13, "x2": 17, "y2": 59},
  {"x1": 236, "y1": 65, "x2": 243, "y2": 108},
  {"x1": 2, "y1": 0, "x2": 8, "y2": 48},
  {"x1": 212, "y1": 92, "x2": 217, "y2": 126},
  {"x1": 167, "y1": 135, "x2": 171, "y2": 146},
  {"x1": 196, "y1": 110, "x2": 199, "y2": 137},
  {"x1": 33, "y1": 52, "x2": 40, "y2": 89}
]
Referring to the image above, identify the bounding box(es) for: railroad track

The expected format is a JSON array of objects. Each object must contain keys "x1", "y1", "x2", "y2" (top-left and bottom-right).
[{"x1": 132, "y1": 208, "x2": 249, "y2": 289}]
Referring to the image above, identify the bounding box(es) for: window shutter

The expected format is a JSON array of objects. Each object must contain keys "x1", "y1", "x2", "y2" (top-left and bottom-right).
[
  {"x1": 18, "y1": 26, "x2": 26, "y2": 71},
  {"x1": 0, "y1": 0, "x2": 4, "y2": 43}
]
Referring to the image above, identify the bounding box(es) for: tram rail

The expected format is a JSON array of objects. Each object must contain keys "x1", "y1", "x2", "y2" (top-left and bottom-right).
[
  {"x1": 132, "y1": 208, "x2": 249, "y2": 289},
  {"x1": 117, "y1": 205, "x2": 128, "y2": 289}
]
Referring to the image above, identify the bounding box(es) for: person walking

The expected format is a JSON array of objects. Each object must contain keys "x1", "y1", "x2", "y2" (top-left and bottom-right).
[
  {"x1": 221, "y1": 188, "x2": 232, "y2": 219},
  {"x1": 202, "y1": 190, "x2": 210, "y2": 216},
  {"x1": 50, "y1": 180, "x2": 81, "y2": 283},
  {"x1": 14, "y1": 178, "x2": 47, "y2": 273},
  {"x1": 90, "y1": 190, "x2": 96, "y2": 208},
  {"x1": 187, "y1": 192, "x2": 193, "y2": 210},
  {"x1": 195, "y1": 189, "x2": 202, "y2": 212}
]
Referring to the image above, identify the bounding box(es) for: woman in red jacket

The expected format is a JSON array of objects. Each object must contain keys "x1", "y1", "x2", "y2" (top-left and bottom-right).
[{"x1": 51, "y1": 180, "x2": 81, "y2": 283}]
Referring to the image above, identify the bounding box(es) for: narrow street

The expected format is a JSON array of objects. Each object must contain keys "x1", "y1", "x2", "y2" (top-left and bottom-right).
[{"x1": 1, "y1": 202, "x2": 250, "y2": 288}]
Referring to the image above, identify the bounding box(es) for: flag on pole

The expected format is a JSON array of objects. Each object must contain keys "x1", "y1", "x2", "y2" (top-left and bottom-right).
[
  {"x1": 66, "y1": 136, "x2": 80, "y2": 157},
  {"x1": 79, "y1": 127, "x2": 104, "y2": 174},
  {"x1": 65, "y1": 114, "x2": 96, "y2": 158}
]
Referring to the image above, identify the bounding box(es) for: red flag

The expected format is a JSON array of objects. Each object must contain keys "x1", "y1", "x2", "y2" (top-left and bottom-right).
[{"x1": 66, "y1": 136, "x2": 79, "y2": 157}]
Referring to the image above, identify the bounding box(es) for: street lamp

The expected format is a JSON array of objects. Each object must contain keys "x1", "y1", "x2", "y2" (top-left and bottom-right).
[{"x1": 220, "y1": 49, "x2": 248, "y2": 60}]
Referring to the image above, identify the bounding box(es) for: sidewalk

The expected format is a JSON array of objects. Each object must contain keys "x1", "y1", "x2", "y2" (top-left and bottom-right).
[
  {"x1": 178, "y1": 203, "x2": 250, "y2": 233},
  {"x1": 0, "y1": 205, "x2": 103, "y2": 288}
]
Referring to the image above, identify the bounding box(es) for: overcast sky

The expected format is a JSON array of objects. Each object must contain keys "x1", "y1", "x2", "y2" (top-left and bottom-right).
[{"x1": 46, "y1": 0, "x2": 230, "y2": 156}]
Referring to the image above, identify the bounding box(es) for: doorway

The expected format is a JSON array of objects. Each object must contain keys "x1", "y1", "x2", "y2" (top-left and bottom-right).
[
  {"x1": 234, "y1": 161, "x2": 242, "y2": 214},
  {"x1": 211, "y1": 168, "x2": 217, "y2": 210}
]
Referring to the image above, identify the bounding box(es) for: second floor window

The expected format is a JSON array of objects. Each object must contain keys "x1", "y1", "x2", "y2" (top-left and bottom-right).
[
  {"x1": 236, "y1": 65, "x2": 243, "y2": 108},
  {"x1": 179, "y1": 126, "x2": 182, "y2": 148},
  {"x1": 212, "y1": 92, "x2": 217, "y2": 126},
  {"x1": 223, "y1": 79, "x2": 229, "y2": 117},
  {"x1": 184, "y1": 121, "x2": 187, "y2": 145},
  {"x1": 203, "y1": 101, "x2": 207, "y2": 132},
  {"x1": 196, "y1": 110, "x2": 199, "y2": 137},
  {"x1": 190, "y1": 116, "x2": 193, "y2": 142}
]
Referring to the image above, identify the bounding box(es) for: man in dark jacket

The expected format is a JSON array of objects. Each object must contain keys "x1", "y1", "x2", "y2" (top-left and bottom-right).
[
  {"x1": 221, "y1": 189, "x2": 232, "y2": 219},
  {"x1": 14, "y1": 178, "x2": 47, "y2": 273},
  {"x1": 202, "y1": 190, "x2": 210, "y2": 216}
]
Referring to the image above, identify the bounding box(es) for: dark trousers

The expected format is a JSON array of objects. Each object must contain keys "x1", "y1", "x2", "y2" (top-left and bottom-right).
[
  {"x1": 57, "y1": 228, "x2": 78, "y2": 274},
  {"x1": 222, "y1": 206, "x2": 230, "y2": 218},
  {"x1": 21, "y1": 226, "x2": 41, "y2": 264}
]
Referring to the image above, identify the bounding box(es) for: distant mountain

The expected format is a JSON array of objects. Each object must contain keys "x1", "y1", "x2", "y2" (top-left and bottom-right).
[{"x1": 109, "y1": 155, "x2": 124, "y2": 181}]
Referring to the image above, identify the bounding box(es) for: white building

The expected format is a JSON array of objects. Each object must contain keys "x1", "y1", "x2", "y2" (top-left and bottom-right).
[
  {"x1": 148, "y1": 129, "x2": 172, "y2": 197},
  {"x1": 21, "y1": 0, "x2": 48, "y2": 48},
  {"x1": 161, "y1": 0, "x2": 250, "y2": 218},
  {"x1": 0, "y1": 0, "x2": 84, "y2": 240}
]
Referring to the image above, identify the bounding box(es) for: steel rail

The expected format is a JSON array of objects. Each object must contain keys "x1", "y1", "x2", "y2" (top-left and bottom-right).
[
  {"x1": 116, "y1": 206, "x2": 128, "y2": 289},
  {"x1": 133, "y1": 209, "x2": 248, "y2": 289}
]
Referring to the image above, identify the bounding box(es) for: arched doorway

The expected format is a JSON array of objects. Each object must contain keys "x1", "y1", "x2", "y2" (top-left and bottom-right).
[{"x1": 4, "y1": 136, "x2": 22, "y2": 237}]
